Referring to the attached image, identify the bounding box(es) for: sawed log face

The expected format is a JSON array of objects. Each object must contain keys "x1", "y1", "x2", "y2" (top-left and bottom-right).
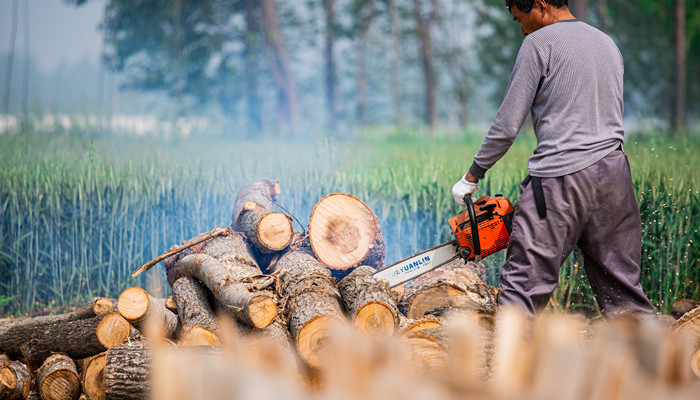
[
  {"x1": 338, "y1": 265, "x2": 398, "y2": 337},
  {"x1": 237, "y1": 202, "x2": 293, "y2": 254},
  {"x1": 117, "y1": 287, "x2": 178, "y2": 339},
  {"x1": 0, "y1": 359, "x2": 31, "y2": 399},
  {"x1": 36, "y1": 353, "x2": 81, "y2": 400}
]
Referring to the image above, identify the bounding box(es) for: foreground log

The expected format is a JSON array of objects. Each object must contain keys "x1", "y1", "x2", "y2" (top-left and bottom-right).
[
  {"x1": 673, "y1": 306, "x2": 700, "y2": 349},
  {"x1": 173, "y1": 253, "x2": 277, "y2": 329},
  {"x1": 237, "y1": 201, "x2": 294, "y2": 254},
  {"x1": 672, "y1": 299, "x2": 700, "y2": 320},
  {"x1": 338, "y1": 266, "x2": 398, "y2": 338},
  {"x1": 172, "y1": 277, "x2": 220, "y2": 346},
  {"x1": 8, "y1": 312, "x2": 130, "y2": 368},
  {"x1": 402, "y1": 327, "x2": 449, "y2": 374},
  {"x1": 692, "y1": 349, "x2": 700, "y2": 379},
  {"x1": 308, "y1": 193, "x2": 385, "y2": 277},
  {"x1": 117, "y1": 287, "x2": 178, "y2": 338},
  {"x1": 231, "y1": 179, "x2": 280, "y2": 230},
  {"x1": 278, "y1": 249, "x2": 346, "y2": 368},
  {"x1": 36, "y1": 354, "x2": 81, "y2": 400},
  {"x1": 81, "y1": 353, "x2": 107, "y2": 400},
  {"x1": 400, "y1": 259, "x2": 496, "y2": 319},
  {"x1": 0, "y1": 359, "x2": 31, "y2": 399},
  {"x1": 398, "y1": 315, "x2": 443, "y2": 334},
  {"x1": 105, "y1": 344, "x2": 151, "y2": 400}
]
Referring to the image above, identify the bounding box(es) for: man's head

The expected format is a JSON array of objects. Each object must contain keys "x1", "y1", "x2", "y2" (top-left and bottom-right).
[{"x1": 505, "y1": 0, "x2": 573, "y2": 36}]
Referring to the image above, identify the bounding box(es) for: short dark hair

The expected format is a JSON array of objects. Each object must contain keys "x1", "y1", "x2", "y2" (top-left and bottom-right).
[{"x1": 505, "y1": 0, "x2": 568, "y2": 14}]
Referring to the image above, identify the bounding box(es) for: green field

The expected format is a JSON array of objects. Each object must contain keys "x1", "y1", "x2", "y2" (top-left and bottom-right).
[{"x1": 1, "y1": 125, "x2": 698, "y2": 317}]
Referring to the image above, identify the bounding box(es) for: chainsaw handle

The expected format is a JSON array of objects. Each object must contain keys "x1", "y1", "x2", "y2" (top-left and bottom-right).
[{"x1": 464, "y1": 196, "x2": 482, "y2": 261}]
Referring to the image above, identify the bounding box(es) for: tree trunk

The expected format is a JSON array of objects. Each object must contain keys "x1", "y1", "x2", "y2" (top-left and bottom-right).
[
  {"x1": 230, "y1": 179, "x2": 280, "y2": 230},
  {"x1": 117, "y1": 287, "x2": 179, "y2": 339},
  {"x1": 570, "y1": 0, "x2": 588, "y2": 22},
  {"x1": 0, "y1": 312, "x2": 130, "y2": 369},
  {"x1": 244, "y1": 0, "x2": 263, "y2": 134},
  {"x1": 338, "y1": 265, "x2": 398, "y2": 338},
  {"x1": 172, "y1": 276, "x2": 221, "y2": 346},
  {"x1": 672, "y1": 0, "x2": 686, "y2": 134},
  {"x1": 355, "y1": 0, "x2": 376, "y2": 127},
  {"x1": 3, "y1": 0, "x2": 18, "y2": 114},
  {"x1": 324, "y1": 0, "x2": 338, "y2": 131},
  {"x1": 81, "y1": 353, "x2": 107, "y2": 400},
  {"x1": 21, "y1": 0, "x2": 29, "y2": 117},
  {"x1": 104, "y1": 344, "x2": 151, "y2": 400},
  {"x1": 236, "y1": 202, "x2": 293, "y2": 254},
  {"x1": 261, "y1": 0, "x2": 299, "y2": 135},
  {"x1": 36, "y1": 353, "x2": 81, "y2": 400},
  {"x1": 0, "y1": 359, "x2": 31, "y2": 399},
  {"x1": 413, "y1": 0, "x2": 438, "y2": 134},
  {"x1": 400, "y1": 259, "x2": 496, "y2": 319},
  {"x1": 277, "y1": 248, "x2": 345, "y2": 368},
  {"x1": 308, "y1": 193, "x2": 385, "y2": 278},
  {"x1": 388, "y1": 0, "x2": 403, "y2": 125}
]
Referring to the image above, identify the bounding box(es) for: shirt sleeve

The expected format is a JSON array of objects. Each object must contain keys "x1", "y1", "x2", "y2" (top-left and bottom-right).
[{"x1": 469, "y1": 38, "x2": 545, "y2": 179}]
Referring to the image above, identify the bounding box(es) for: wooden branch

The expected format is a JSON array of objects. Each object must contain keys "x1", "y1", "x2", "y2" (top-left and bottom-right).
[{"x1": 131, "y1": 226, "x2": 232, "y2": 278}]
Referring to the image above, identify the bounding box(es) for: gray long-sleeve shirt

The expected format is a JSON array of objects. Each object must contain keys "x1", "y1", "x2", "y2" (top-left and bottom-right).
[{"x1": 469, "y1": 20, "x2": 625, "y2": 179}]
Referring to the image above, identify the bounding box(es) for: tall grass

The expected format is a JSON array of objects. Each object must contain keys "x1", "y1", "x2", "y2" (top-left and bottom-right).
[{"x1": 0, "y1": 127, "x2": 697, "y2": 316}]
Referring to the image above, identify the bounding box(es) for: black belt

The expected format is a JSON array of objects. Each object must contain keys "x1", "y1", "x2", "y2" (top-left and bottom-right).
[{"x1": 531, "y1": 176, "x2": 546, "y2": 219}]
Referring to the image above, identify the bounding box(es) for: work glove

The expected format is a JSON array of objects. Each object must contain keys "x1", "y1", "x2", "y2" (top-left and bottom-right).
[{"x1": 452, "y1": 175, "x2": 479, "y2": 206}]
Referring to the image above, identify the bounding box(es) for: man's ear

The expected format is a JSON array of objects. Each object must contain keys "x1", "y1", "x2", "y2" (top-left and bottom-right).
[{"x1": 535, "y1": 0, "x2": 547, "y2": 12}]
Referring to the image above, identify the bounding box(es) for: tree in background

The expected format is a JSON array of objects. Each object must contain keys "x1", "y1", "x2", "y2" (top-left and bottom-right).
[
  {"x1": 412, "y1": 0, "x2": 439, "y2": 134},
  {"x1": 387, "y1": 0, "x2": 404, "y2": 126},
  {"x1": 324, "y1": 0, "x2": 339, "y2": 131},
  {"x1": 4, "y1": 0, "x2": 19, "y2": 115}
]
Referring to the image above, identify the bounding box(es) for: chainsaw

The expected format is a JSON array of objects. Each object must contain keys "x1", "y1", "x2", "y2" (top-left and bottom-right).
[{"x1": 373, "y1": 194, "x2": 515, "y2": 287}]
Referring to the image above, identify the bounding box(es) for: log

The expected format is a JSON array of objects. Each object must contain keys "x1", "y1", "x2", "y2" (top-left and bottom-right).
[
  {"x1": 672, "y1": 299, "x2": 700, "y2": 319},
  {"x1": 81, "y1": 353, "x2": 107, "y2": 400},
  {"x1": 105, "y1": 344, "x2": 151, "y2": 400},
  {"x1": 400, "y1": 259, "x2": 496, "y2": 319},
  {"x1": 0, "y1": 359, "x2": 31, "y2": 399},
  {"x1": 92, "y1": 298, "x2": 117, "y2": 315},
  {"x1": 236, "y1": 201, "x2": 294, "y2": 253},
  {"x1": 9, "y1": 312, "x2": 130, "y2": 368},
  {"x1": 35, "y1": 353, "x2": 81, "y2": 400},
  {"x1": 308, "y1": 193, "x2": 385, "y2": 277},
  {"x1": 692, "y1": 348, "x2": 700, "y2": 379},
  {"x1": 337, "y1": 265, "x2": 398, "y2": 338},
  {"x1": 277, "y1": 249, "x2": 346, "y2": 368},
  {"x1": 398, "y1": 314, "x2": 443, "y2": 334},
  {"x1": 230, "y1": 179, "x2": 280, "y2": 230},
  {"x1": 164, "y1": 296, "x2": 178, "y2": 313},
  {"x1": 673, "y1": 306, "x2": 700, "y2": 349},
  {"x1": 117, "y1": 287, "x2": 178, "y2": 338},
  {"x1": 402, "y1": 327, "x2": 449, "y2": 374},
  {"x1": 172, "y1": 276, "x2": 220, "y2": 346},
  {"x1": 173, "y1": 253, "x2": 277, "y2": 329}
]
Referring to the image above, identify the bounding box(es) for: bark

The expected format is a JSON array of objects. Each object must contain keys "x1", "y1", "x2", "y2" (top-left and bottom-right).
[
  {"x1": 1, "y1": 312, "x2": 130, "y2": 368},
  {"x1": 413, "y1": 0, "x2": 438, "y2": 133},
  {"x1": 672, "y1": 0, "x2": 686, "y2": 134},
  {"x1": 672, "y1": 299, "x2": 700, "y2": 320},
  {"x1": 36, "y1": 353, "x2": 81, "y2": 400},
  {"x1": 0, "y1": 359, "x2": 31, "y2": 399},
  {"x1": 400, "y1": 259, "x2": 496, "y2": 319},
  {"x1": 388, "y1": 0, "x2": 403, "y2": 125},
  {"x1": 170, "y1": 250, "x2": 277, "y2": 329},
  {"x1": 230, "y1": 179, "x2": 280, "y2": 230},
  {"x1": 244, "y1": 0, "x2": 263, "y2": 134},
  {"x1": 324, "y1": 0, "x2": 338, "y2": 131},
  {"x1": 308, "y1": 193, "x2": 385, "y2": 278},
  {"x1": 105, "y1": 344, "x2": 151, "y2": 400},
  {"x1": 673, "y1": 306, "x2": 700, "y2": 349},
  {"x1": 338, "y1": 265, "x2": 398, "y2": 337},
  {"x1": 237, "y1": 202, "x2": 293, "y2": 254},
  {"x1": 261, "y1": 0, "x2": 299, "y2": 135},
  {"x1": 172, "y1": 277, "x2": 217, "y2": 331},
  {"x1": 81, "y1": 353, "x2": 107, "y2": 400},
  {"x1": 117, "y1": 287, "x2": 179, "y2": 339},
  {"x1": 277, "y1": 249, "x2": 345, "y2": 368}
]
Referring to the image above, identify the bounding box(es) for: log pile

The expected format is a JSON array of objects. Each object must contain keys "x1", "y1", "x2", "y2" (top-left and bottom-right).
[{"x1": 1, "y1": 179, "x2": 699, "y2": 399}]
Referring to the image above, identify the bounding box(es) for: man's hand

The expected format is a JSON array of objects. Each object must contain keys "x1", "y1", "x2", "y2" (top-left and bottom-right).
[{"x1": 452, "y1": 174, "x2": 479, "y2": 206}]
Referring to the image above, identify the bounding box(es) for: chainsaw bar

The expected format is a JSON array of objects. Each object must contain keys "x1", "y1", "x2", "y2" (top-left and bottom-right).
[{"x1": 372, "y1": 240, "x2": 461, "y2": 288}]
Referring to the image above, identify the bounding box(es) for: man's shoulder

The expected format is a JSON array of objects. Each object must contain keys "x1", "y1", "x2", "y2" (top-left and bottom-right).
[{"x1": 525, "y1": 20, "x2": 614, "y2": 48}]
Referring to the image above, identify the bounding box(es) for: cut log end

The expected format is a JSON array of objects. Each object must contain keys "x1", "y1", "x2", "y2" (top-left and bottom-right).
[
  {"x1": 0, "y1": 366, "x2": 17, "y2": 391},
  {"x1": 41, "y1": 372, "x2": 81, "y2": 400},
  {"x1": 353, "y1": 302, "x2": 396, "y2": 338},
  {"x1": 692, "y1": 348, "x2": 700, "y2": 379},
  {"x1": 92, "y1": 298, "x2": 115, "y2": 316},
  {"x1": 296, "y1": 315, "x2": 343, "y2": 369},
  {"x1": 96, "y1": 313, "x2": 131, "y2": 349},
  {"x1": 117, "y1": 287, "x2": 150, "y2": 320},
  {"x1": 309, "y1": 193, "x2": 379, "y2": 270},
  {"x1": 179, "y1": 326, "x2": 221, "y2": 347},
  {"x1": 82, "y1": 354, "x2": 107, "y2": 400},
  {"x1": 248, "y1": 295, "x2": 279, "y2": 329},
  {"x1": 258, "y1": 213, "x2": 293, "y2": 251},
  {"x1": 404, "y1": 331, "x2": 448, "y2": 374}
]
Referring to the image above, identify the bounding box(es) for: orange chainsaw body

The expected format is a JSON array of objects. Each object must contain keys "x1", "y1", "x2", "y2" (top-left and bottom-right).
[{"x1": 448, "y1": 195, "x2": 515, "y2": 260}]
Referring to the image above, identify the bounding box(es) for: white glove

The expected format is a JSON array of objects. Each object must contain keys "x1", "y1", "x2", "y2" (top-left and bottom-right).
[{"x1": 452, "y1": 175, "x2": 479, "y2": 206}]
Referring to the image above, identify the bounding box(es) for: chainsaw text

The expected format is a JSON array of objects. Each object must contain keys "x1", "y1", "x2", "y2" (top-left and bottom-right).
[{"x1": 391, "y1": 255, "x2": 431, "y2": 277}]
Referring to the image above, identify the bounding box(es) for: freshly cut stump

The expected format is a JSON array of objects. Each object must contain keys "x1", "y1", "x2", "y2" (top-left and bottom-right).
[
  {"x1": 36, "y1": 353, "x2": 81, "y2": 400},
  {"x1": 81, "y1": 353, "x2": 107, "y2": 400},
  {"x1": 237, "y1": 201, "x2": 293, "y2": 253},
  {"x1": 0, "y1": 360, "x2": 31, "y2": 399},
  {"x1": 105, "y1": 344, "x2": 151, "y2": 400},
  {"x1": 231, "y1": 179, "x2": 280, "y2": 230},
  {"x1": 673, "y1": 306, "x2": 700, "y2": 349},
  {"x1": 338, "y1": 266, "x2": 398, "y2": 338},
  {"x1": 117, "y1": 287, "x2": 178, "y2": 338},
  {"x1": 278, "y1": 249, "x2": 345, "y2": 368},
  {"x1": 308, "y1": 193, "x2": 385, "y2": 277}
]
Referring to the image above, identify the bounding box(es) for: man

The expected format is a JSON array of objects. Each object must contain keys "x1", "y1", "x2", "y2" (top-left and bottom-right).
[{"x1": 451, "y1": 0, "x2": 656, "y2": 317}]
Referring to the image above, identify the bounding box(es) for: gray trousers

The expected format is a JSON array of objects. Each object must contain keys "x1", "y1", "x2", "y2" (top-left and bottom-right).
[{"x1": 498, "y1": 148, "x2": 656, "y2": 317}]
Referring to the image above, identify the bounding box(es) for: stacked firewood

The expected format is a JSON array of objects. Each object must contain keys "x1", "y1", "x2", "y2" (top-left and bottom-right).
[{"x1": 1, "y1": 179, "x2": 699, "y2": 400}]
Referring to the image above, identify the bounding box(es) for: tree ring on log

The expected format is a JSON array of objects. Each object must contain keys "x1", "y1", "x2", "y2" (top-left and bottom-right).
[
  {"x1": 1, "y1": 366, "x2": 17, "y2": 391},
  {"x1": 296, "y1": 314, "x2": 343, "y2": 369},
  {"x1": 353, "y1": 301, "x2": 396, "y2": 338},
  {"x1": 82, "y1": 354, "x2": 107, "y2": 400},
  {"x1": 309, "y1": 193, "x2": 378, "y2": 270},
  {"x1": 258, "y1": 213, "x2": 294, "y2": 251},
  {"x1": 248, "y1": 295, "x2": 279, "y2": 329},
  {"x1": 96, "y1": 313, "x2": 132, "y2": 348},
  {"x1": 116, "y1": 287, "x2": 151, "y2": 320}
]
